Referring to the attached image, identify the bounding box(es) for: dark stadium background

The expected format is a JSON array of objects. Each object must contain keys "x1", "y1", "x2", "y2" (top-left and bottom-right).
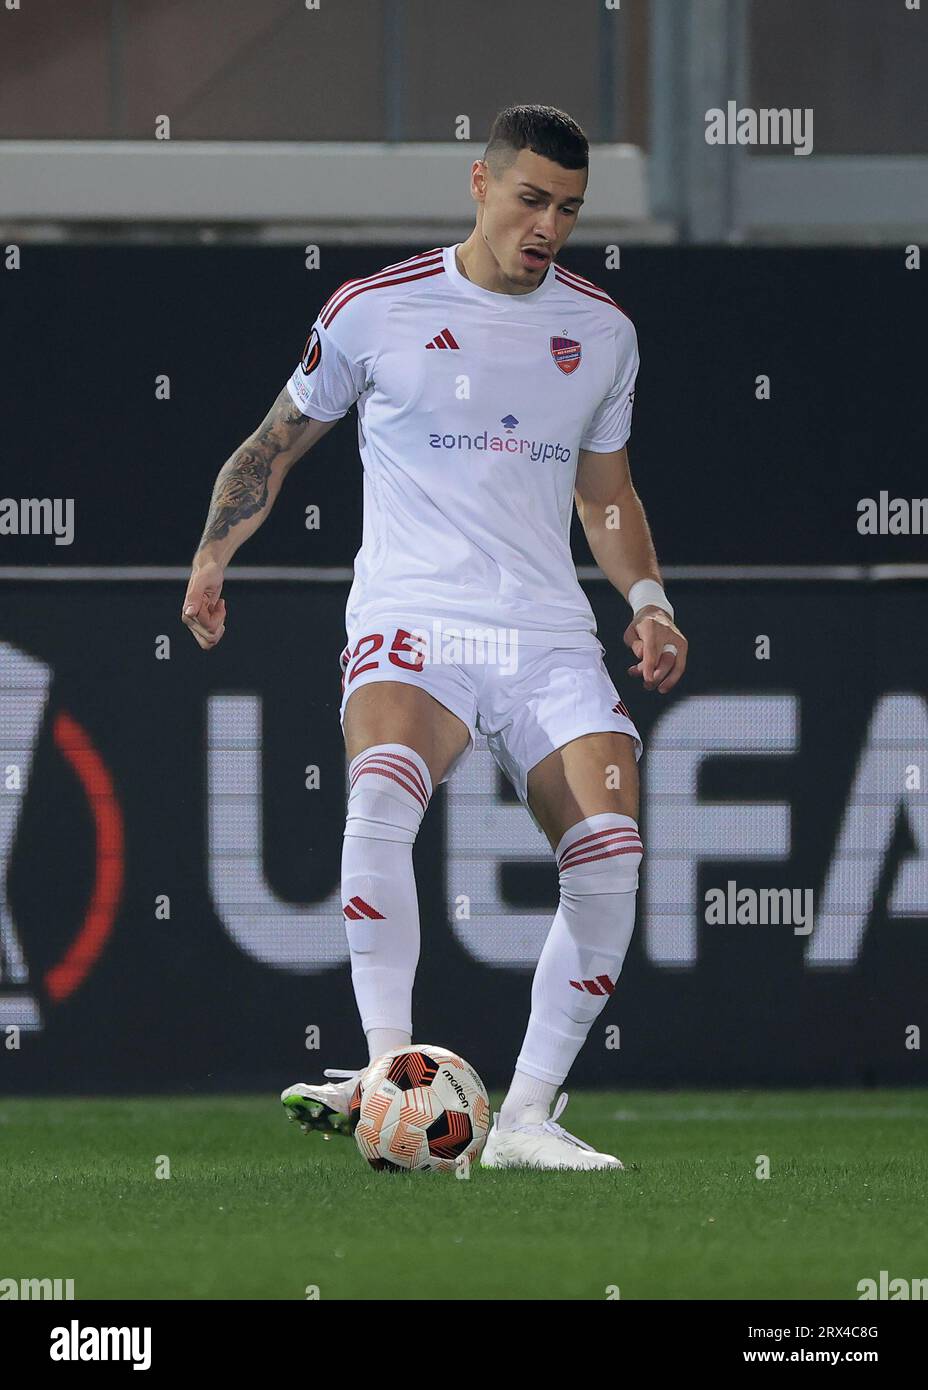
[
  {"x1": 1, "y1": 0, "x2": 926, "y2": 1099},
  {"x1": 1, "y1": 575, "x2": 925, "y2": 1092},
  {"x1": 2, "y1": 245, "x2": 924, "y2": 568}
]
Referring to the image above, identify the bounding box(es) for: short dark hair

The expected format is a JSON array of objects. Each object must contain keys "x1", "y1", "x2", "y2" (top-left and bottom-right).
[{"x1": 484, "y1": 105, "x2": 589, "y2": 174}]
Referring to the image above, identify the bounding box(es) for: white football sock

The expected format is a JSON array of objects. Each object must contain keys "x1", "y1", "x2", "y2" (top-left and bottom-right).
[
  {"x1": 366, "y1": 1027, "x2": 412, "y2": 1063},
  {"x1": 501, "y1": 814, "x2": 642, "y2": 1120},
  {"x1": 498, "y1": 1069, "x2": 559, "y2": 1130},
  {"x1": 341, "y1": 743, "x2": 431, "y2": 1052}
]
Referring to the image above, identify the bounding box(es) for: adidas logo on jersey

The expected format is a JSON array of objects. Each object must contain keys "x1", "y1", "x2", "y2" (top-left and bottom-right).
[{"x1": 425, "y1": 328, "x2": 460, "y2": 350}]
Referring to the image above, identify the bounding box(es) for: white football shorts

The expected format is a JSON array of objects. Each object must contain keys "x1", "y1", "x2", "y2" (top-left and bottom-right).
[{"x1": 338, "y1": 619, "x2": 642, "y2": 833}]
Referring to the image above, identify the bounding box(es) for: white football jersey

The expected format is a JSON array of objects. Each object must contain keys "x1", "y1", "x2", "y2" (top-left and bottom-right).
[{"x1": 286, "y1": 244, "x2": 639, "y2": 647}]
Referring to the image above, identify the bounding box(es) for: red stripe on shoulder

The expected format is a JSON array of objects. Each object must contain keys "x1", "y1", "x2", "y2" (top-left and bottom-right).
[
  {"x1": 554, "y1": 262, "x2": 618, "y2": 299},
  {"x1": 320, "y1": 249, "x2": 444, "y2": 327},
  {"x1": 554, "y1": 265, "x2": 629, "y2": 319},
  {"x1": 322, "y1": 264, "x2": 445, "y2": 327},
  {"x1": 379, "y1": 247, "x2": 444, "y2": 275},
  {"x1": 320, "y1": 247, "x2": 442, "y2": 311}
]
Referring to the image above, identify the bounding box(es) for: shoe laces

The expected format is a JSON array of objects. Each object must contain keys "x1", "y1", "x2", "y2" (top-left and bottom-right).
[{"x1": 518, "y1": 1092, "x2": 596, "y2": 1152}]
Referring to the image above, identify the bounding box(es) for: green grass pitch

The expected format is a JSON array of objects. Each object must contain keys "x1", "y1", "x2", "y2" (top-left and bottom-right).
[{"x1": 1, "y1": 1091, "x2": 925, "y2": 1300}]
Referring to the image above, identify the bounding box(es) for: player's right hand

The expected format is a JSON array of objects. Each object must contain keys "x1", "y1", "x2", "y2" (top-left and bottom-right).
[{"x1": 181, "y1": 560, "x2": 227, "y2": 650}]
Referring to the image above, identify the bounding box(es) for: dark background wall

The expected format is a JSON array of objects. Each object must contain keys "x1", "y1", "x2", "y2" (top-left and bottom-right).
[
  {"x1": 2, "y1": 244, "x2": 925, "y2": 568},
  {"x1": 1, "y1": 241, "x2": 925, "y2": 1094},
  {"x1": 0, "y1": 580, "x2": 925, "y2": 1094}
]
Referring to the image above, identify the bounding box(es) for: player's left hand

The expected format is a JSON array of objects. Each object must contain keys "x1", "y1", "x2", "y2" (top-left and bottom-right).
[{"x1": 623, "y1": 605, "x2": 688, "y2": 694}]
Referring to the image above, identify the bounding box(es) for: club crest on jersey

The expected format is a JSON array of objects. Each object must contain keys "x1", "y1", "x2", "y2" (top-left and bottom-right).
[
  {"x1": 300, "y1": 328, "x2": 321, "y2": 375},
  {"x1": 550, "y1": 336, "x2": 582, "y2": 375}
]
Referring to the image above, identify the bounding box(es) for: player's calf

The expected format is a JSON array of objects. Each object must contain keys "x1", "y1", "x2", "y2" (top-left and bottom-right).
[
  {"x1": 342, "y1": 743, "x2": 433, "y2": 1061},
  {"x1": 499, "y1": 812, "x2": 642, "y2": 1135}
]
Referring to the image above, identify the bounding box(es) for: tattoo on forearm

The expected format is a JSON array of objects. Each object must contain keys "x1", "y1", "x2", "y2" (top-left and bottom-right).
[
  {"x1": 199, "y1": 449, "x2": 272, "y2": 546},
  {"x1": 197, "y1": 392, "x2": 309, "y2": 548}
]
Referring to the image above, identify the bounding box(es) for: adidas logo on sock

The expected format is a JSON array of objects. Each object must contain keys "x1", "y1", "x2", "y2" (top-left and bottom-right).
[
  {"x1": 343, "y1": 896, "x2": 385, "y2": 921},
  {"x1": 569, "y1": 975, "x2": 615, "y2": 995}
]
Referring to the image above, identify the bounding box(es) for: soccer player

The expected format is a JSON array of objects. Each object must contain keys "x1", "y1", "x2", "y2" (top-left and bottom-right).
[{"x1": 182, "y1": 105, "x2": 688, "y2": 1170}]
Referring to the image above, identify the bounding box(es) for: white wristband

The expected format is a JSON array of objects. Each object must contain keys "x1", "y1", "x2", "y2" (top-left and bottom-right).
[{"x1": 628, "y1": 578, "x2": 674, "y2": 621}]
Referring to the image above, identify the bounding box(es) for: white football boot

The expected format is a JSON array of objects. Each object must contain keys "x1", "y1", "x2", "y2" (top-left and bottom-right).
[
  {"x1": 480, "y1": 1092, "x2": 624, "y2": 1170},
  {"x1": 281, "y1": 1067, "x2": 366, "y2": 1139}
]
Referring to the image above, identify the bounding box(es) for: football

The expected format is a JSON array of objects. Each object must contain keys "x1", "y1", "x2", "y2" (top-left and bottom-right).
[{"x1": 354, "y1": 1045, "x2": 491, "y2": 1172}]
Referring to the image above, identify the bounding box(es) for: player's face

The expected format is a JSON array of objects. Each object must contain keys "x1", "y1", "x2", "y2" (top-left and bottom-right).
[{"x1": 479, "y1": 148, "x2": 587, "y2": 288}]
